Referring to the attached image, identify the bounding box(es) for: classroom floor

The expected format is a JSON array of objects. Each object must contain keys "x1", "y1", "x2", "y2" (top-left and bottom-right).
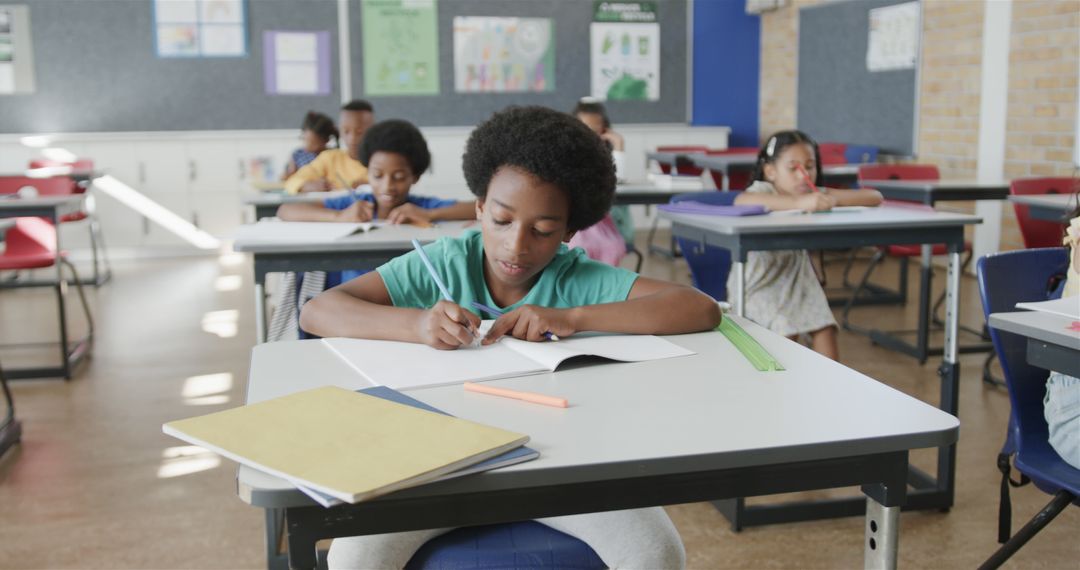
[{"x1": 0, "y1": 234, "x2": 1078, "y2": 569}]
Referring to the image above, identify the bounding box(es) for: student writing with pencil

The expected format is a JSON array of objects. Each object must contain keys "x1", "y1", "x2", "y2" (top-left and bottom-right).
[
  {"x1": 731, "y1": 130, "x2": 882, "y2": 360},
  {"x1": 301, "y1": 106, "x2": 719, "y2": 569}
]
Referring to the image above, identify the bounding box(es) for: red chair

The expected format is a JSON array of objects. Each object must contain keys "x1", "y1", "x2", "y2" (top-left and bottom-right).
[
  {"x1": 817, "y1": 142, "x2": 848, "y2": 166},
  {"x1": 653, "y1": 145, "x2": 709, "y2": 176},
  {"x1": 0, "y1": 217, "x2": 94, "y2": 379},
  {"x1": 1010, "y1": 178, "x2": 1076, "y2": 248},
  {"x1": 4, "y1": 170, "x2": 110, "y2": 286},
  {"x1": 704, "y1": 147, "x2": 759, "y2": 191},
  {"x1": 857, "y1": 163, "x2": 940, "y2": 182}
]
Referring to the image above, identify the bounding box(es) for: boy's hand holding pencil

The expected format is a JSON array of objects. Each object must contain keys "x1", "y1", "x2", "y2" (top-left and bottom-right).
[
  {"x1": 386, "y1": 203, "x2": 434, "y2": 227},
  {"x1": 418, "y1": 300, "x2": 482, "y2": 350},
  {"x1": 335, "y1": 200, "x2": 374, "y2": 222}
]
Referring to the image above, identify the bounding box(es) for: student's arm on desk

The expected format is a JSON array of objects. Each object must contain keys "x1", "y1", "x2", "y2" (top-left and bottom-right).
[
  {"x1": 277, "y1": 200, "x2": 374, "y2": 222},
  {"x1": 385, "y1": 201, "x2": 477, "y2": 225},
  {"x1": 734, "y1": 188, "x2": 881, "y2": 211},
  {"x1": 482, "y1": 278, "x2": 721, "y2": 344},
  {"x1": 299, "y1": 272, "x2": 481, "y2": 350}
]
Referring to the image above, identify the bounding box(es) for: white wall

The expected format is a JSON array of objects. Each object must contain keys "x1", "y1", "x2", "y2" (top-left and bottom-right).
[{"x1": 0, "y1": 125, "x2": 729, "y2": 258}]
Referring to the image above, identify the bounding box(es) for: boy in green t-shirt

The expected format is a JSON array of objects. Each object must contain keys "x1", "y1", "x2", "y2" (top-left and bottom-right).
[
  {"x1": 301, "y1": 106, "x2": 720, "y2": 348},
  {"x1": 301, "y1": 106, "x2": 718, "y2": 570}
]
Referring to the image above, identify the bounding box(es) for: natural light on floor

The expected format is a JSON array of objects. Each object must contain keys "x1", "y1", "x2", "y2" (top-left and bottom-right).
[
  {"x1": 214, "y1": 275, "x2": 243, "y2": 292},
  {"x1": 182, "y1": 372, "x2": 233, "y2": 406},
  {"x1": 156, "y1": 445, "x2": 221, "y2": 479},
  {"x1": 201, "y1": 310, "x2": 238, "y2": 339}
]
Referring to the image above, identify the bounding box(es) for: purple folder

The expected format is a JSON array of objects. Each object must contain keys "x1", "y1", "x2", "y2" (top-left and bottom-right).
[{"x1": 658, "y1": 201, "x2": 768, "y2": 217}]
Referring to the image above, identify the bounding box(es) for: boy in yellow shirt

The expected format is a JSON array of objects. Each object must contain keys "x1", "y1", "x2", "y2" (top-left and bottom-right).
[{"x1": 283, "y1": 100, "x2": 375, "y2": 194}]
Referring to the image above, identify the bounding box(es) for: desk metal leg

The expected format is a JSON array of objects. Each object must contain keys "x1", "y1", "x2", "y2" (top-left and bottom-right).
[
  {"x1": 916, "y1": 244, "x2": 933, "y2": 362},
  {"x1": 734, "y1": 262, "x2": 746, "y2": 317},
  {"x1": 864, "y1": 497, "x2": 900, "y2": 570},
  {"x1": 255, "y1": 282, "x2": 267, "y2": 344}
]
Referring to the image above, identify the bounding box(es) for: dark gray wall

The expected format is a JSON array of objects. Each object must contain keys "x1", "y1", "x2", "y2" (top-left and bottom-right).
[
  {"x1": 797, "y1": 0, "x2": 919, "y2": 156},
  {"x1": 0, "y1": 0, "x2": 687, "y2": 133}
]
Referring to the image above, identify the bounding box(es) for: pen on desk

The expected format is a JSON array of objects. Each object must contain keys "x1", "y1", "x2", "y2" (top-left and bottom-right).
[
  {"x1": 464, "y1": 382, "x2": 568, "y2": 408},
  {"x1": 469, "y1": 301, "x2": 560, "y2": 341}
]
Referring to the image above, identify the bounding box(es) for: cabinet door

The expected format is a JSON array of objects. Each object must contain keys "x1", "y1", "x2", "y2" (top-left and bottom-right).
[{"x1": 79, "y1": 141, "x2": 143, "y2": 248}]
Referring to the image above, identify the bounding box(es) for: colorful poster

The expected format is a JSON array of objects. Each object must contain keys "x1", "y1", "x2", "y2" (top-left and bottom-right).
[
  {"x1": 362, "y1": 0, "x2": 439, "y2": 96},
  {"x1": 453, "y1": 16, "x2": 554, "y2": 93},
  {"x1": 0, "y1": 5, "x2": 35, "y2": 95},
  {"x1": 867, "y1": 1, "x2": 920, "y2": 72},
  {"x1": 263, "y1": 31, "x2": 331, "y2": 95},
  {"x1": 154, "y1": 0, "x2": 247, "y2": 58},
  {"x1": 590, "y1": 2, "x2": 659, "y2": 101}
]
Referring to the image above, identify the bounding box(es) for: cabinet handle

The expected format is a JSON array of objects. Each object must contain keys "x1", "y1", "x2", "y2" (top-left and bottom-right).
[
  {"x1": 138, "y1": 161, "x2": 146, "y2": 185},
  {"x1": 192, "y1": 212, "x2": 200, "y2": 228},
  {"x1": 189, "y1": 160, "x2": 197, "y2": 182},
  {"x1": 238, "y1": 159, "x2": 245, "y2": 180},
  {"x1": 141, "y1": 216, "x2": 150, "y2": 236}
]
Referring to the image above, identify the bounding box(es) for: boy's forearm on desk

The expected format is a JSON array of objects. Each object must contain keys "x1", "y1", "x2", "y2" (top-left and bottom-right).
[
  {"x1": 300, "y1": 291, "x2": 425, "y2": 342},
  {"x1": 570, "y1": 288, "x2": 721, "y2": 335},
  {"x1": 430, "y1": 201, "x2": 477, "y2": 222},
  {"x1": 277, "y1": 202, "x2": 336, "y2": 221}
]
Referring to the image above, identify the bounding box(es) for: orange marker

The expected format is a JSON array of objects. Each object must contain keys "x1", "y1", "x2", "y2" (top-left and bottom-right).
[
  {"x1": 464, "y1": 382, "x2": 569, "y2": 408},
  {"x1": 797, "y1": 164, "x2": 819, "y2": 193}
]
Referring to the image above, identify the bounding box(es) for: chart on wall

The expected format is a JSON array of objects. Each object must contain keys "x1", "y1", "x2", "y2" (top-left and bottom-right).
[
  {"x1": 0, "y1": 5, "x2": 35, "y2": 94},
  {"x1": 362, "y1": 0, "x2": 439, "y2": 96},
  {"x1": 153, "y1": 0, "x2": 247, "y2": 58},
  {"x1": 590, "y1": 1, "x2": 659, "y2": 101},
  {"x1": 263, "y1": 31, "x2": 331, "y2": 95},
  {"x1": 453, "y1": 16, "x2": 554, "y2": 93},
  {"x1": 866, "y1": 1, "x2": 919, "y2": 71}
]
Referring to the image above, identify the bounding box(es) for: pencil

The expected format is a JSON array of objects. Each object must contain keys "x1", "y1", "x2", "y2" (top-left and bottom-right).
[
  {"x1": 464, "y1": 382, "x2": 568, "y2": 408},
  {"x1": 411, "y1": 239, "x2": 453, "y2": 302}
]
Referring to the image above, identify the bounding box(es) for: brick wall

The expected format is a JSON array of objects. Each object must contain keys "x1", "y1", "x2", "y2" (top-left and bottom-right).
[{"x1": 758, "y1": 0, "x2": 821, "y2": 144}]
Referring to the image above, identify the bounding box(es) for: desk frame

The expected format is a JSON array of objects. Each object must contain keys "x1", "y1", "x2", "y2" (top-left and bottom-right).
[{"x1": 669, "y1": 219, "x2": 965, "y2": 530}]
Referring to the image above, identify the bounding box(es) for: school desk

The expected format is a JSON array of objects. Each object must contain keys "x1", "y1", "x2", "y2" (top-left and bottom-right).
[
  {"x1": 1008, "y1": 193, "x2": 1076, "y2": 223},
  {"x1": 688, "y1": 153, "x2": 758, "y2": 190},
  {"x1": 659, "y1": 205, "x2": 979, "y2": 528},
  {"x1": 231, "y1": 221, "x2": 473, "y2": 343},
  {"x1": 612, "y1": 181, "x2": 686, "y2": 206},
  {"x1": 860, "y1": 179, "x2": 1010, "y2": 205},
  {"x1": 244, "y1": 190, "x2": 348, "y2": 221},
  {"x1": 0, "y1": 363, "x2": 20, "y2": 461},
  {"x1": 237, "y1": 317, "x2": 958, "y2": 570},
  {"x1": 821, "y1": 164, "x2": 861, "y2": 188},
  {"x1": 645, "y1": 150, "x2": 708, "y2": 175},
  {"x1": 989, "y1": 310, "x2": 1080, "y2": 378}
]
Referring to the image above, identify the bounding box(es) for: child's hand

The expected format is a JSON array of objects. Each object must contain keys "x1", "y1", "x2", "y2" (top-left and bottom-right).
[
  {"x1": 386, "y1": 203, "x2": 433, "y2": 226},
  {"x1": 418, "y1": 300, "x2": 481, "y2": 350},
  {"x1": 300, "y1": 179, "x2": 332, "y2": 193},
  {"x1": 795, "y1": 192, "x2": 837, "y2": 212},
  {"x1": 483, "y1": 305, "x2": 577, "y2": 344},
  {"x1": 335, "y1": 200, "x2": 374, "y2": 222},
  {"x1": 600, "y1": 129, "x2": 625, "y2": 151}
]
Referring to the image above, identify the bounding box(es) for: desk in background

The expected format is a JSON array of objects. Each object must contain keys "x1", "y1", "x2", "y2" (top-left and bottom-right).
[
  {"x1": 659, "y1": 205, "x2": 980, "y2": 529},
  {"x1": 232, "y1": 221, "x2": 473, "y2": 343},
  {"x1": 861, "y1": 179, "x2": 1010, "y2": 205},
  {"x1": 1008, "y1": 193, "x2": 1077, "y2": 224},
  {"x1": 239, "y1": 318, "x2": 958, "y2": 570},
  {"x1": 244, "y1": 191, "x2": 347, "y2": 221},
  {"x1": 688, "y1": 153, "x2": 757, "y2": 190},
  {"x1": 989, "y1": 310, "x2": 1080, "y2": 378}
]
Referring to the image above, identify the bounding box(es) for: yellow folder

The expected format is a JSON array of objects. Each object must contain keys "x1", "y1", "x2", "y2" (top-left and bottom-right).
[{"x1": 163, "y1": 386, "x2": 529, "y2": 503}]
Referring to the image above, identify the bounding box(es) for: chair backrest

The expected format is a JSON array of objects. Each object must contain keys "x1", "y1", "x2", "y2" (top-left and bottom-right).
[
  {"x1": 0, "y1": 175, "x2": 79, "y2": 197},
  {"x1": 3, "y1": 217, "x2": 58, "y2": 257},
  {"x1": 28, "y1": 158, "x2": 94, "y2": 173},
  {"x1": 857, "y1": 163, "x2": 940, "y2": 182},
  {"x1": 817, "y1": 142, "x2": 848, "y2": 166},
  {"x1": 655, "y1": 145, "x2": 709, "y2": 175},
  {"x1": 1010, "y1": 178, "x2": 1077, "y2": 249},
  {"x1": 977, "y1": 248, "x2": 1069, "y2": 488},
  {"x1": 669, "y1": 191, "x2": 739, "y2": 301},
  {"x1": 704, "y1": 147, "x2": 758, "y2": 190},
  {"x1": 844, "y1": 144, "x2": 878, "y2": 164}
]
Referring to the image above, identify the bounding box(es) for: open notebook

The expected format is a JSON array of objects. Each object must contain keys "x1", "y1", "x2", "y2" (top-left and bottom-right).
[
  {"x1": 163, "y1": 386, "x2": 528, "y2": 504},
  {"x1": 233, "y1": 220, "x2": 375, "y2": 243},
  {"x1": 322, "y1": 327, "x2": 695, "y2": 391}
]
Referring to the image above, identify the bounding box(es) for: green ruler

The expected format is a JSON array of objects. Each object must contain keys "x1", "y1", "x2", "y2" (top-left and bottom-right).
[{"x1": 717, "y1": 318, "x2": 784, "y2": 372}]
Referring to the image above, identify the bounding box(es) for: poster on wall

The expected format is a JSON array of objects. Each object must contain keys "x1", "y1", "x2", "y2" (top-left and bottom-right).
[
  {"x1": 263, "y1": 31, "x2": 330, "y2": 95},
  {"x1": 866, "y1": 1, "x2": 920, "y2": 72},
  {"x1": 453, "y1": 16, "x2": 554, "y2": 93},
  {"x1": 154, "y1": 0, "x2": 247, "y2": 58},
  {"x1": 0, "y1": 5, "x2": 36, "y2": 95},
  {"x1": 362, "y1": 0, "x2": 439, "y2": 96},
  {"x1": 590, "y1": 2, "x2": 659, "y2": 101}
]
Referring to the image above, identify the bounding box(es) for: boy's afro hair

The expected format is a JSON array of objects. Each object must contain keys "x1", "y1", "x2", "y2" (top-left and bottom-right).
[
  {"x1": 462, "y1": 106, "x2": 616, "y2": 232},
  {"x1": 358, "y1": 119, "x2": 431, "y2": 175}
]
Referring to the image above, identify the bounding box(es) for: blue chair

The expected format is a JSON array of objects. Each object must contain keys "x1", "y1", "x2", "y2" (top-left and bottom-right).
[
  {"x1": 843, "y1": 144, "x2": 878, "y2": 164},
  {"x1": 406, "y1": 521, "x2": 605, "y2": 570},
  {"x1": 669, "y1": 191, "x2": 740, "y2": 301},
  {"x1": 976, "y1": 249, "x2": 1078, "y2": 569}
]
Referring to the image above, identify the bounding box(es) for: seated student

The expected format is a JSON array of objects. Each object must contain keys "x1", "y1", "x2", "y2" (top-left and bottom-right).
[
  {"x1": 1046, "y1": 208, "x2": 1079, "y2": 469},
  {"x1": 281, "y1": 111, "x2": 337, "y2": 180},
  {"x1": 732, "y1": 130, "x2": 882, "y2": 360},
  {"x1": 301, "y1": 106, "x2": 720, "y2": 569},
  {"x1": 268, "y1": 120, "x2": 476, "y2": 341},
  {"x1": 284, "y1": 100, "x2": 375, "y2": 194},
  {"x1": 568, "y1": 97, "x2": 633, "y2": 266}
]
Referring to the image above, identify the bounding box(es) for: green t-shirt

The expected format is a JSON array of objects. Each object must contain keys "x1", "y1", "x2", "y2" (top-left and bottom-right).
[{"x1": 377, "y1": 230, "x2": 639, "y2": 312}]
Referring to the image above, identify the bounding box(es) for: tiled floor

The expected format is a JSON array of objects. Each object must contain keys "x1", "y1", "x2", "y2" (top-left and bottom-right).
[{"x1": 0, "y1": 239, "x2": 1077, "y2": 569}]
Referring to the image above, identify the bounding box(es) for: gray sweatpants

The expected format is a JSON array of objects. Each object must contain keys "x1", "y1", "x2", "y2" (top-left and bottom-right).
[{"x1": 326, "y1": 507, "x2": 686, "y2": 570}]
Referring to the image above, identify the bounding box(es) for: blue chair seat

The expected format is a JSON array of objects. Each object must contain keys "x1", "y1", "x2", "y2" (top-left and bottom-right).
[{"x1": 406, "y1": 521, "x2": 605, "y2": 570}]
